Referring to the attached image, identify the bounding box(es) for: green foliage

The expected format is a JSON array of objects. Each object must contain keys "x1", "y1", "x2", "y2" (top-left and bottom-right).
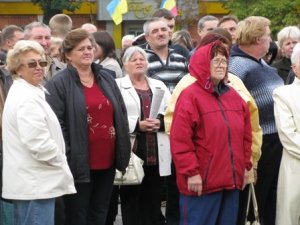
[
  {"x1": 31, "y1": 0, "x2": 82, "y2": 24},
  {"x1": 224, "y1": 0, "x2": 300, "y2": 38}
]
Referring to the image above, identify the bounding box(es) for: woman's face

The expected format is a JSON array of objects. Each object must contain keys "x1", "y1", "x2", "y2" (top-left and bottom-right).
[
  {"x1": 281, "y1": 37, "x2": 298, "y2": 58},
  {"x1": 16, "y1": 51, "x2": 47, "y2": 86},
  {"x1": 210, "y1": 53, "x2": 228, "y2": 86},
  {"x1": 94, "y1": 43, "x2": 104, "y2": 61},
  {"x1": 124, "y1": 51, "x2": 148, "y2": 77},
  {"x1": 292, "y1": 60, "x2": 300, "y2": 78},
  {"x1": 50, "y1": 44, "x2": 61, "y2": 58},
  {"x1": 65, "y1": 38, "x2": 94, "y2": 68}
]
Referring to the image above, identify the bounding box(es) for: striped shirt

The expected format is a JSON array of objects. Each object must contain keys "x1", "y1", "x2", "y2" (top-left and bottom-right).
[
  {"x1": 144, "y1": 44, "x2": 188, "y2": 93},
  {"x1": 229, "y1": 45, "x2": 284, "y2": 135}
]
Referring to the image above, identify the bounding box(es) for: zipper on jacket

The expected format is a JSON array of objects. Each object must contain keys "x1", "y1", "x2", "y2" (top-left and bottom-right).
[{"x1": 216, "y1": 98, "x2": 237, "y2": 187}]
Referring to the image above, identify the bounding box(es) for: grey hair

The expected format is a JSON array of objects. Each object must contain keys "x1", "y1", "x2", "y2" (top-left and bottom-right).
[
  {"x1": 143, "y1": 17, "x2": 165, "y2": 35},
  {"x1": 197, "y1": 15, "x2": 219, "y2": 30},
  {"x1": 24, "y1": 21, "x2": 51, "y2": 39},
  {"x1": 277, "y1": 26, "x2": 300, "y2": 48},
  {"x1": 291, "y1": 43, "x2": 300, "y2": 64},
  {"x1": 122, "y1": 46, "x2": 148, "y2": 65},
  {"x1": 6, "y1": 40, "x2": 45, "y2": 77}
]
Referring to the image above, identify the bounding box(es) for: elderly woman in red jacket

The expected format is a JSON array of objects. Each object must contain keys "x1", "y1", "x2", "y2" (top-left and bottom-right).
[{"x1": 170, "y1": 41, "x2": 252, "y2": 225}]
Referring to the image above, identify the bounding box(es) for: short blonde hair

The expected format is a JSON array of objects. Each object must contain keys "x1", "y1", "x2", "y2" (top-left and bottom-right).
[
  {"x1": 49, "y1": 14, "x2": 72, "y2": 38},
  {"x1": 277, "y1": 26, "x2": 300, "y2": 48},
  {"x1": 236, "y1": 16, "x2": 270, "y2": 45},
  {"x1": 6, "y1": 40, "x2": 45, "y2": 77},
  {"x1": 50, "y1": 36, "x2": 63, "y2": 57}
]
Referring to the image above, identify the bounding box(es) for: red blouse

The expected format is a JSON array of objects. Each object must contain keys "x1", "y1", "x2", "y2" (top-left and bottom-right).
[{"x1": 83, "y1": 81, "x2": 115, "y2": 170}]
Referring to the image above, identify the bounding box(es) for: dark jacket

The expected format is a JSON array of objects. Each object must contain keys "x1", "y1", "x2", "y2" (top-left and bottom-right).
[
  {"x1": 170, "y1": 42, "x2": 252, "y2": 196},
  {"x1": 0, "y1": 68, "x2": 13, "y2": 196},
  {"x1": 272, "y1": 57, "x2": 291, "y2": 82},
  {"x1": 286, "y1": 69, "x2": 295, "y2": 84},
  {"x1": 45, "y1": 63, "x2": 131, "y2": 183}
]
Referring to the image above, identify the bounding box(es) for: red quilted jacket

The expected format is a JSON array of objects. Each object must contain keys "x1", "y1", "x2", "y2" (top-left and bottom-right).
[{"x1": 170, "y1": 42, "x2": 252, "y2": 196}]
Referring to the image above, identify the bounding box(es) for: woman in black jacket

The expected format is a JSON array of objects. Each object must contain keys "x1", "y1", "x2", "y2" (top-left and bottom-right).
[{"x1": 45, "y1": 28, "x2": 131, "y2": 225}]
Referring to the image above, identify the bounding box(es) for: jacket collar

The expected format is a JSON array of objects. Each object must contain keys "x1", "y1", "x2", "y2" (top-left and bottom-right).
[
  {"x1": 66, "y1": 63, "x2": 103, "y2": 82},
  {"x1": 230, "y1": 44, "x2": 261, "y2": 63},
  {"x1": 15, "y1": 78, "x2": 47, "y2": 98},
  {"x1": 189, "y1": 41, "x2": 229, "y2": 94},
  {"x1": 119, "y1": 74, "x2": 159, "y2": 91},
  {"x1": 293, "y1": 76, "x2": 300, "y2": 85}
]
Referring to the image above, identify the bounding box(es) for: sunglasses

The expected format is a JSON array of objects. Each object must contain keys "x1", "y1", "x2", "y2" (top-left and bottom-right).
[{"x1": 24, "y1": 60, "x2": 48, "y2": 68}]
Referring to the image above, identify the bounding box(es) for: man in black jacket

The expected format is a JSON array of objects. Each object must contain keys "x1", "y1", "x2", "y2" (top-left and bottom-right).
[{"x1": 0, "y1": 68, "x2": 13, "y2": 225}]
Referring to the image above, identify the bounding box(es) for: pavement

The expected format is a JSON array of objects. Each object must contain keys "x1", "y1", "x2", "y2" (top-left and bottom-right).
[{"x1": 113, "y1": 203, "x2": 166, "y2": 225}]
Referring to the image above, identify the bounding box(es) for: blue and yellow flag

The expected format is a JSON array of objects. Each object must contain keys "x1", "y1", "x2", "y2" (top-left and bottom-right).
[
  {"x1": 160, "y1": 0, "x2": 178, "y2": 16},
  {"x1": 106, "y1": 0, "x2": 128, "y2": 25}
]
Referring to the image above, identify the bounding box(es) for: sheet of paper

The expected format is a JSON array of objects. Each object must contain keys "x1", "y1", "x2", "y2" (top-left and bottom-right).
[{"x1": 149, "y1": 89, "x2": 165, "y2": 119}]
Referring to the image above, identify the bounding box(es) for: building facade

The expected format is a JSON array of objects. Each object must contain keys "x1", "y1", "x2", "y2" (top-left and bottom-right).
[{"x1": 0, "y1": 0, "x2": 229, "y2": 48}]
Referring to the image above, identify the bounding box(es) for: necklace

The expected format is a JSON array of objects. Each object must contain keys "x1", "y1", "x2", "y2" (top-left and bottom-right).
[{"x1": 80, "y1": 74, "x2": 94, "y2": 84}]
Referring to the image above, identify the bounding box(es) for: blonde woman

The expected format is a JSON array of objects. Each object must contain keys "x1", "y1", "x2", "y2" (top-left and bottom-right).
[{"x1": 2, "y1": 40, "x2": 75, "y2": 225}]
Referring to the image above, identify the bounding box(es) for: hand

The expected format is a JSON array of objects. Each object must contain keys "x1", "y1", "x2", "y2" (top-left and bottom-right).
[
  {"x1": 187, "y1": 174, "x2": 202, "y2": 196},
  {"x1": 253, "y1": 168, "x2": 257, "y2": 184},
  {"x1": 139, "y1": 118, "x2": 160, "y2": 133},
  {"x1": 242, "y1": 169, "x2": 249, "y2": 190}
]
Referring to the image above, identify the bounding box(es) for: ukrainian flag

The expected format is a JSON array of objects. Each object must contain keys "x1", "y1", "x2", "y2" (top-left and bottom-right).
[
  {"x1": 160, "y1": 0, "x2": 178, "y2": 16},
  {"x1": 106, "y1": 0, "x2": 128, "y2": 25}
]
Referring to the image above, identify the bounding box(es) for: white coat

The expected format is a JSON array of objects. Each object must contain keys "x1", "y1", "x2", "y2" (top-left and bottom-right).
[
  {"x1": 101, "y1": 57, "x2": 123, "y2": 78},
  {"x1": 116, "y1": 75, "x2": 172, "y2": 176},
  {"x1": 273, "y1": 77, "x2": 300, "y2": 225},
  {"x1": 2, "y1": 79, "x2": 76, "y2": 200}
]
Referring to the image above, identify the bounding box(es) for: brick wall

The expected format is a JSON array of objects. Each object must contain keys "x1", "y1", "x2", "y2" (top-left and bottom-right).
[{"x1": 0, "y1": 14, "x2": 106, "y2": 30}]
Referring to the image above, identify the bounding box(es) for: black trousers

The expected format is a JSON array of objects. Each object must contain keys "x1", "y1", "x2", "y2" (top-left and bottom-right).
[
  {"x1": 255, "y1": 133, "x2": 282, "y2": 225},
  {"x1": 236, "y1": 184, "x2": 251, "y2": 225},
  {"x1": 64, "y1": 168, "x2": 115, "y2": 225},
  {"x1": 119, "y1": 165, "x2": 163, "y2": 225},
  {"x1": 104, "y1": 186, "x2": 119, "y2": 225},
  {"x1": 55, "y1": 197, "x2": 65, "y2": 225},
  {"x1": 165, "y1": 162, "x2": 179, "y2": 225}
]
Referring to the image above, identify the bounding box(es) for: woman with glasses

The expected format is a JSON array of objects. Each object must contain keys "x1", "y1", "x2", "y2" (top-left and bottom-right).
[
  {"x1": 2, "y1": 40, "x2": 76, "y2": 225},
  {"x1": 170, "y1": 41, "x2": 252, "y2": 225},
  {"x1": 45, "y1": 28, "x2": 131, "y2": 225}
]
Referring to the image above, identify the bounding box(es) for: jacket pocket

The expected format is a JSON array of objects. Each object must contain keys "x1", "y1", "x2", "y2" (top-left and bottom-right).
[{"x1": 198, "y1": 150, "x2": 213, "y2": 185}]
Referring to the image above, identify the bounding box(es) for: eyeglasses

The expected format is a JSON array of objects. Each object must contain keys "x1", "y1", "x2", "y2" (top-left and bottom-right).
[
  {"x1": 211, "y1": 58, "x2": 228, "y2": 67},
  {"x1": 23, "y1": 61, "x2": 48, "y2": 68}
]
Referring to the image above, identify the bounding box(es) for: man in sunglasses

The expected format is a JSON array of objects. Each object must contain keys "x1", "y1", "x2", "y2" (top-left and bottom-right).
[{"x1": 23, "y1": 21, "x2": 65, "y2": 82}]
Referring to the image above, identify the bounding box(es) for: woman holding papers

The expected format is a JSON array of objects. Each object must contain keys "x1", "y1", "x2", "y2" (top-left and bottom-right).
[{"x1": 115, "y1": 46, "x2": 171, "y2": 225}]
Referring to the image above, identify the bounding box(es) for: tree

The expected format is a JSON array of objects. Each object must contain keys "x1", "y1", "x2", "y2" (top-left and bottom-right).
[
  {"x1": 31, "y1": 0, "x2": 82, "y2": 24},
  {"x1": 224, "y1": 0, "x2": 300, "y2": 37}
]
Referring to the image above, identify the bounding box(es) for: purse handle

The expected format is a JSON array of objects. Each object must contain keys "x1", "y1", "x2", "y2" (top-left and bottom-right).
[{"x1": 245, "y1": 183, "x2": 260, "y2": 222}]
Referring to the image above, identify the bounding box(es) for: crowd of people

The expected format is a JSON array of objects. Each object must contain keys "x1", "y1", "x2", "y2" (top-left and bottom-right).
[{"x1": 0, "y1": 8, "x2": 299, "y2": 225}]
